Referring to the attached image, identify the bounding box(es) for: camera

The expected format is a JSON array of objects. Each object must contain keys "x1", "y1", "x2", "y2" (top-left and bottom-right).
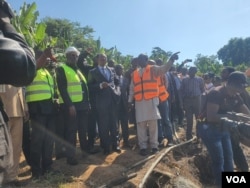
[
  {"x1": 0, "y1": 0, "x2": 14, "y2": 19},
  {"x1": 220, "y1": 117, "x2": 238, "y2": 128}
]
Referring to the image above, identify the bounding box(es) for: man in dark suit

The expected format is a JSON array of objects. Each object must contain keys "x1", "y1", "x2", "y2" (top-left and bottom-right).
[
  {"x1": 77, "y1": 53, "x2": 99, "y2": 154},
  {"x1": 115, "y1": 64, "x2": 130, "y2": 148},
  {"x1": 88, "y1": 53, "x2": 121, "y2": 155}
]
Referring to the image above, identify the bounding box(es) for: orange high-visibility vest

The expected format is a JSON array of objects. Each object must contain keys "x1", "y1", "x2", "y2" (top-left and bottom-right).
[
  {"x1": 158, "y1": 75, "x2": 169, "y2": 102},
  {"x1": 133, "y1": 65, "x2": 159, "y2": 101}
]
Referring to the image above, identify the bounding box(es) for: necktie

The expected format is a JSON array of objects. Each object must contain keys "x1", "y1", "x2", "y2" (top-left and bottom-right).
[{"x1": 102, "y1": 67, "x2": 108, "y2": 79}]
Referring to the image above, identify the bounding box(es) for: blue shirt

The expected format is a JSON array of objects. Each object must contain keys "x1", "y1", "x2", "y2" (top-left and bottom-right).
[{"x1": 98, "y1": 66, "x2": 110, "y2": 80}]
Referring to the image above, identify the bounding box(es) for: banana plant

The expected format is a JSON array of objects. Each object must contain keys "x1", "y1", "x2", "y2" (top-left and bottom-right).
[
  {"x1": 150, "y1": 47, "x2": 172, "y2": 63},
  {"x1": 11, "y1": 2, "x2": 57, "y2": 51}
]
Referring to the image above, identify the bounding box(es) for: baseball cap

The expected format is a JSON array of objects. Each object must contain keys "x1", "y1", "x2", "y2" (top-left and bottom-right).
[
  {"x1": 227, "y1": 71, "x2": 248, "y2": 89},
  {"x1": 65, "y1": 46, "x2": 80, "y2": 55}
]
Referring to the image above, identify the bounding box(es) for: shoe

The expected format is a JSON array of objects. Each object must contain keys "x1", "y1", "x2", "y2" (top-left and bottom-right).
[
  {"x1": 139, "y1": 149, "x2": 147, "y2": 156},
  {"x1": 67, "y1": 157, "x2": 78, "y2": 165},
  {"x1": 4, "y1": 179, "x2": 28, "y2": 187},
  {"x1": 151, "y1": 148, "x2": 159, "y2": 154},
  {"x1": 112, "y1": 146, "x2": 121, "y2": 153}
]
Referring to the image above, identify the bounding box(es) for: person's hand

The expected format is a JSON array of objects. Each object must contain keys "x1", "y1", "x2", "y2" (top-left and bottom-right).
[
  {"x1": 43, "y1": 47, "x2": 56, "y2": 62},
  {"x1": 101, "y1": 82, "x2": 109, "y2": 88},
  {"x1": 85, "y1": 47, "x2": 93, "y2": 56},
  {"x1": 36, "y1": 47, "x2": 56, "y2": 69},
  {"x1": 23, "y1": 110, "x2": 30, "y2": 122},
  {"x1": 170, "y1": 52, "x2": 180, "y2": 61}
]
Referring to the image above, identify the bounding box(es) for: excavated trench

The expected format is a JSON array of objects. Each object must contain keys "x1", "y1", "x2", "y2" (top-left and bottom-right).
[{"x1": 142, "y1": 139, "x2": 215, "y2": 188}]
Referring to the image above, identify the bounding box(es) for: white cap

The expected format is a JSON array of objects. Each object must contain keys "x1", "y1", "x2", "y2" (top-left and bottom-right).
[{"x1": 65, "y1": 46, "x2": 80, "y2": 55}]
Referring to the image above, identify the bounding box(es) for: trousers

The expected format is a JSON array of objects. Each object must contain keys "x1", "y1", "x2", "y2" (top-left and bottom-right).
[
  {"x1": 137, "y1": 119, "x2": 158, "y2": 149},
  {"x1": 197, "y1": 123, "x2": 233, "y2": 185}
]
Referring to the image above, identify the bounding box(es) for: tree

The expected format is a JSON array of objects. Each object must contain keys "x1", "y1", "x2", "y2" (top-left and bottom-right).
[
  {"x1": 43, "y1": 17, "x2": 77, "y2": 49},
  {"x1": 194, "y1": 54, "x2": 223, "y2": 75},
  {"x1": 42, "y1": 17, "x2": 104, "y2": 65},
  {"x1": 217, "y1": 37, "x2": 250, "y2": 66}
]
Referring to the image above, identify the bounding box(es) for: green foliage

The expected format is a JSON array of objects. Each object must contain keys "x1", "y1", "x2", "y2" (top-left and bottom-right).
[
  {"x1": 43, "y1": 17, "x2": 77, "y2": 48},
  {"x1": 13, "y1": 2, "x2": 38, "y2": 33},
  {"x1": 217, "y1": 37, "x2": 250, "y2": 66},
  {"x1": 234, "y1": 64, "x2": 248, "y2": 72},
  {"x1": 29, "y1": 171, "x2": 74, "y2": 188},
  {"x1": 11, "y1": 2, "x2": 57, "y2": 51},
  {"x1": 194, "y1": 54, "x2": 223, "y2": 75},
  {"x1": 42, "y1": 17, "x2": 97, "y2": 52},
  {"x1": 150, "y1": 47, "x2": 172, "y2": 63}
]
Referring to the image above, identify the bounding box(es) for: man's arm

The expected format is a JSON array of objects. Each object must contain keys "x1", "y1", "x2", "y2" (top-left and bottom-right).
[{"x1": 153, "y1": 52, "x2": 179, "y2": 77}]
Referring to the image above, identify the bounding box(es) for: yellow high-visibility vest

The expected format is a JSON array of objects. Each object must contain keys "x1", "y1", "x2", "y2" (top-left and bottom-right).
[
  {"x1": 58, "y1": 64, "x2": 87, "y2": 103},
  {"x1": 158, "y1": 75, "x2": 169, "y2": 102},
  {"x1": 26, "y1": 68, "x2": 54, "y2": 102}
]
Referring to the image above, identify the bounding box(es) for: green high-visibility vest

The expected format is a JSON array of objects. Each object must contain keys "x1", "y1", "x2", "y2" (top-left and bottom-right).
[
  {"x1": 26, "y1": 68, "x2": 54, "y2": 102},
  {"x1": 59, "y1": 64, "x2": 87, "y2": 104}
]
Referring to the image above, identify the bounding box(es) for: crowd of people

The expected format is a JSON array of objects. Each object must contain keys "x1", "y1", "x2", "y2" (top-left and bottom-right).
[
  {"x1": 1, "y1": 44, "x2": 250, "y2": 187},
  {"x1": 1, "y1": 1, "x2": 250, "y2": 188}
]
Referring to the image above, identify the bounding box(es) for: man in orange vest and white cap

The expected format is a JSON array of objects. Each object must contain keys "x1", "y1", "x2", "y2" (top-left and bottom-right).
[{"x1": 128, "y1": 52, "x2": 179, "y2": 156}]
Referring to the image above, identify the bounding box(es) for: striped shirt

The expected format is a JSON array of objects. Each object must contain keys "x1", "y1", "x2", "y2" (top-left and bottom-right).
[{"x1": 180, "y1": 76, "x2": 204, "y2": 98}]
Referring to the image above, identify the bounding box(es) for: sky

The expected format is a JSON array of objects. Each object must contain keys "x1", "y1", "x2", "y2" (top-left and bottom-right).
[{"x1": 7, "y1": 0, "x2": 250, "y2": 62}]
